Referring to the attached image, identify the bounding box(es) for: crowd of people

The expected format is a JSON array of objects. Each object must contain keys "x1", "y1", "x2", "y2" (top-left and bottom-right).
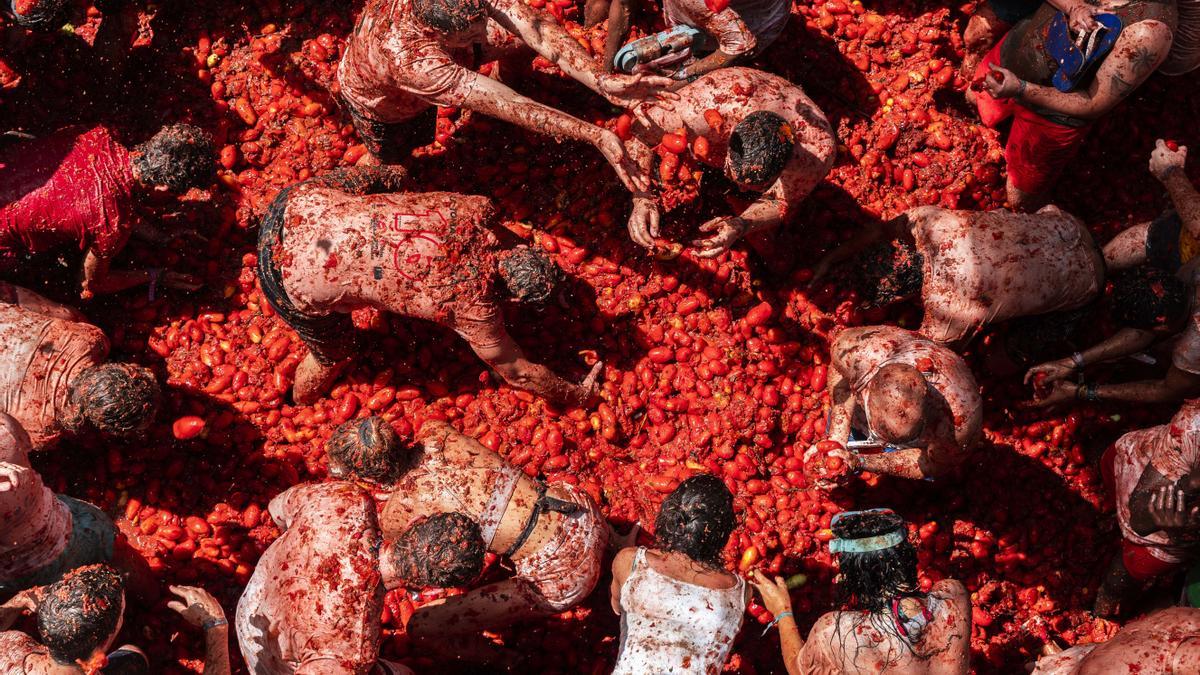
[{"x1": 2, "y1": 0, "x2": 1200, "y2": 672}]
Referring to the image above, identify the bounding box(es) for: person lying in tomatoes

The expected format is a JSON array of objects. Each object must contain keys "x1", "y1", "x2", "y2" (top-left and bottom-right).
[
  {"x1": 257, "y1": 166, "x2": 601, "y2": 406},
  {"x1": 337, "y1": 0, "x2": 672, "y2": 190},
  {"x1": 326, "y1": 418, "x2": 630, "y2": 669},
  {"x1": 0, "y1": 124, "x2": 212, "y2": 299},
  {"x1": 810, "y1": 204, "x2": 1105, "y2": 346},
  {"x1": 818, "y1": 326, "x2": 982, "y2": 482},
  {"x1": 0, "y1": 282, "x2": 160, "y2": 451},
  {"x1": 1032, "y1": 607, "x2": 1200, "y2": 673},
  {"x1": 621, "y1": 67, "x2": 835, "y2": 259},
  {"x1": 1091, "y1": 400, "x2": 1200, "y2": 617},
  {"x1": 752, "y1": 509, "x2": 971, "y2": 674},
  {"x1": 234, "y1": 480, "x2": 481, "y2": 675}
]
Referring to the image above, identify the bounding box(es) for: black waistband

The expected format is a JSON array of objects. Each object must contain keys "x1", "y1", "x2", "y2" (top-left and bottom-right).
[{"x1": 502, "y1": 482, "x2": 582, "y2": 558}]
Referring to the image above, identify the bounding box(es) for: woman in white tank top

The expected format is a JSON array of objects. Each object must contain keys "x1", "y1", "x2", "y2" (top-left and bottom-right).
[{"x1": 610, "y1": 475, "x2": 749, "y2": 675}]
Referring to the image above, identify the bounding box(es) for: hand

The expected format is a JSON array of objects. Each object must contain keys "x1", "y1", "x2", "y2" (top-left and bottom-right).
[
  {"x1": 598, "y1": 72, "x2": 681, "y2": 109},
  {"x1": 691, "y1": 216, "x2": 747, "y2": 258},
  {"x1": 167, "y1": 585, "x2": 226, "y2": 629},
  {"x1": 627, "y1": 197, "x2": 661, "y2": 250},
  {"x1": 162, "y1": 271, "x2": 203, "y2": 292},
  {"x1": 1067, "y1": 3, "x2": 1102, "y2": 37},
  {"x1": 0, "y1": 461, "x2": 30, "y2": 493},
  {"x1": 573, "y1": 360, "x2": 604, "y2": 406},
  {"x1": 1148, "y1": 486, "x2": 1200, "y2": 530},
  {"x1": 984, "y1": 64, "x2": 1022, "y2": 99},
  {"x1": 595, "y1": 130, "x2": 650, "y2": 193},
  {"x1": 749, "y1": 570, "x2": 793, "y2": 617},
  {"x1": 1023, "y1": 359, "x2": 1076, "y2": 387},
  {"x1": 1150, "y1": 139, "x2": 1187, "y2": 182},
  {"x1": 1024, "y1": 379, "x2": 1076, "y2": 408}
]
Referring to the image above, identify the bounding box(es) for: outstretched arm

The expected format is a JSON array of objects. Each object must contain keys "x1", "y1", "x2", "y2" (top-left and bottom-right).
[
  {"x1": 1149, "y1": 141, "x2": 1200, "y2": 241},
  {"x1": 0, "y1": 282, "x2": 86, "y2": 322},
  {"x1": 461, "y1": 316, "x2": 600, "y2": 406},
  {"x1": 854, "y1": 447, "x2": 930, "y2": 481},
  {"x1": 167, "y1": 585, "x2": 231, "y2": 675},
  {"x1": 1086, "y1": 366, "x2": 1200, "y2": 404},
  {"x1": 749, "y1": 571, "x2": 803, "y2": 675}
]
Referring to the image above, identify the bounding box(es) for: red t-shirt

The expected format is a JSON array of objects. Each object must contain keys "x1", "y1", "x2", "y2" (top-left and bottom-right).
[{"x1": 0, "y1": 126, "x2": 137, "y2": 266}]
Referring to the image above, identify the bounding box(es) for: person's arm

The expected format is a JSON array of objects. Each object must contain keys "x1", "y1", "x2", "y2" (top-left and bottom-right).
[
  {"x1": 307, "y1": 165, "x2": 409, "y2": 195},
  {"x1": 80, "y1": 245, "x2": 200, "y2": 299},
  {"x1": 0, "y1": 586, "x2": 42, "y2": 631},
  {"x1": 670, "y1": 4, "x2": 754, "y2": 81},
  {"x1": 1028, "y1": 327, "x2": 1159, "y2": 388},
  {"x1": 0, "y1": 282, "x2": 87, "y2": 322},
  {"x1": 267, "y1": 484, "x2": 310, "y2": 530},
  {"x1": 982, "y1": 21, "x2": 1171, "y2": 119},
  {"x1": 825, "y1": 366, "x2": 856, "y2": 444},
  {"x1": 853, "y1": 447, "x2": 929, "y2": 481},
  {"x1": 1149, "y1": 141, "x2": 1200, "y2": 241},
  {"x1": 1085, "y1": 366, "x2": 1200, "y2": 404},
  {"x1": 1048, "y1": 0, "x2": 1102, "y2": 34},
  {"x1": 609, "y1": 547, "x2": 635, "y2": 615},
  {"x1": 749, "y1": 571, "x2": 803, "y2": 675},
  {"x1": 463, "y1": 317, "x2": 602, "y2": 406},
  {"x1": 167, "y1": 585, "x2": 231, "y2": 675},
  {"x1": 458, "y1": 77, "x2": 649, "y2": 193},
  {"x1": 602, "y1": 0, "x2": 632, "y2": 71}
]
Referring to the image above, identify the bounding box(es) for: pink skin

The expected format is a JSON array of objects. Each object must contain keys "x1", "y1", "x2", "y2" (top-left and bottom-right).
[
  {"x1": 279, "y1": 183, "x2": 599, "y2": 406},
  {"x1": 1032, "y1": 608, "x2": 1200, "y2": 674},
  {"x1": 825, "y1": 326, "x2": 982, "y2": 481},
  {"x1": 626, "y1": 67, "x2": 835, "y2": 255},
  {"x1": 0, "y1": 413, "x2": 73, "y2": 583}
]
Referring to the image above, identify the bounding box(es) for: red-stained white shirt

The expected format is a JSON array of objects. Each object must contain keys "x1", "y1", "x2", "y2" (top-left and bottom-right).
[
  {"x1": 0, "y1": 300, "x2": 107, "y2": 451},
  {"x1": 234, "y1": 482, "x2": 386, "y2": 674},
  {"x1": 337, "y1": 0, "x2": 515, "y2": 123},
  {"x1": 277, "y1": 184, "x2": 505, "y2": 350},
  {"x1": 0, "y1": 631, "x2": 44, "y2": 672},
  {"x1": 1113, "y1": 402, "x2": 1200, "y2": 563},
  {"x1": 663, "y1": 0, "x2": 789, "y2": 56},
  {"x1": 908, "y1": 206, "x2": 1104, "y2": 344},
  {"x1": 0, "y1": 414, "x2": 70, "y2": 583}
]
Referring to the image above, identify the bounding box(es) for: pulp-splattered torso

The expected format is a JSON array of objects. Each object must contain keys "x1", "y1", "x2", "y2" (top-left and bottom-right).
[
  {"x1": 0, "y1": 413, "x2": 70, "y2": 582},
  {"x1": 1032, "y1": 607, "x2": 1200, "y2": 674}
]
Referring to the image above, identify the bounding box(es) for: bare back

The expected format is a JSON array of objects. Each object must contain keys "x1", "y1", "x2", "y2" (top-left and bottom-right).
[{"x1": 1033, "y1": 607, "x2": 1200, "y2": 674}]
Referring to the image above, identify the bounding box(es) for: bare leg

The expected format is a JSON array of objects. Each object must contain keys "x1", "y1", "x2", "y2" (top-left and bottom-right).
[
  {"x1": 1094, "y1": 552, "x2": 1139, "y2": 618},
  {"x1": 1103, "y1": 222, "x2": 1152, "y2": 271},
  {"x1": 407, "y1": 577, "x2": 553, "y2": 667},
  {"x1": 293, "y1": 354, "x2": 349, "y2": 405}
]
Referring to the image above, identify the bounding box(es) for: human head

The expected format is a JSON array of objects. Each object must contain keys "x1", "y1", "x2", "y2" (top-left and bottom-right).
[
  {"x1": 38, "y1": 564, "x2": 126, "y2": 668},
  {"x1": 497, "y1": 246, "x2": 561, "y2": 307},
  {"x1": 65, "y1": 363, "x2": 161, "y2": 439},
  {"x1": 382, "y1": 512, "x2": 485, "y2": 590},
  {"x1": 9, "y1": 0, "x2": 68, "y2": 28},
  {"x1": 855, "y1": 230, "x2": 923, "y2": 308},
  {"x1": 327, "y1": 416, "x2": 409, "y2": 484},
  {"x1": 412, "y1": 0, "x2": 487, "y2": 33},
  {"x1": 131, "y1": 124, "x2": 214, "y2": 194},
  {"x1": 830, "y1": 509, "x2": 917, "y2": 612},
  {"x1": 864, "y1": 363, "x2": 928, "y2": 446},
  {"x1": 655, "y1": 474, "x2": 736, "y2": 567},
  {"x1": 1110, "y1": 267, "x2": 1189, "y2": 332},
  {"x1": 725, "y1": 111, "x2": 794, "y2": 187}
]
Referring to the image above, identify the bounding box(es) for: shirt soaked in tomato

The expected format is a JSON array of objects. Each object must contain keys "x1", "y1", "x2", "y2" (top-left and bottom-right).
[
  {"x1": 235, "y1": 482, "x2": 386, "y2": 674},
  {"x1": 1031, "y1": 607, "x2": 1200, "y2": 674},
  {"x1": 0, "y1": 126, "x2": 137, "y2": 270},
  {"x1": 0, "y1": 631, "x2": 46, "y2": 673},
  {"x1": 663, "y1": 0, "x2": 789, "y2": 57},
  {"x1": 908, "y1": 205, "x2": 1105, "y2": 344},
  {"x1": 833, "y1": 325, "x2": 983, "y2": 475},
  {"x1": 277, "y1": 185, "x2": 506, "y2": 350},
  {"x1": 1112, "y1": 401, "x2": 1200, "y2": 564},
  {"x1": 337, "y1": 0, "x2": 519, "y2": 123},
  {"x1": 0, "y1": 300, "x2": 107, "y2": 451},
  {"x1": 0, "y1": 414, "x2": 70, "y2": 582}
]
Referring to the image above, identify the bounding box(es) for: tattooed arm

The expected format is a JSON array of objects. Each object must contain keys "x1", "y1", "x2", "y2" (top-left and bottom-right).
[{"x1": 986, "y1": 21, "x2": 1172, "y2": 119}]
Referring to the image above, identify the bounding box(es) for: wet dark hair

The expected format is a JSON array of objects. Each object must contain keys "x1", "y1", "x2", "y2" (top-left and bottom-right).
[
  {"x1": 497, "y1": 246, "x2": 561, "y2": 306},
  {"x1": 727, "y1": 111, "x2": 794, "y2": 186},
  {"x1": 327, "y1": 416, "x2": 408, "y2": 484},
  {"x1": 38, "y1": 564, "x2": 125, "y2": 666},
  {"x1": 1110, "y1": 267, "x2": 1189, "y2": 330},
  {"x1": 391, "y1": 512, "x2": 485, "y2": 588},
  {"x1": 65, "y1": 363, "x2": 161, "y2": 438},
  {"x1": 413, "y1": 0, "x2": 487, "y2": 33},
  {"x1": 1005, "y1": 306, "x2": 1091, "y2": 366},
  {"x1": 831, "y1": 510, "x2": 917, "y2": 613},
  {"x1": 655, "y1": 474, "x2": 735, "y2": 566},
  {"x1": 857, "y1": 235, "x2": 924, "y2": 309},
  {"x1": 9, "y1": 0, "x2": 68, "y2": 28},
  {"x1": 132, "y1": 124, "x2": 214, "y2": 193}
]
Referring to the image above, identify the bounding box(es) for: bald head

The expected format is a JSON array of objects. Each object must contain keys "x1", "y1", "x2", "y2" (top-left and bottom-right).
[{"x1": 864, "y1": 363, "x2": 929, "y2": 444}]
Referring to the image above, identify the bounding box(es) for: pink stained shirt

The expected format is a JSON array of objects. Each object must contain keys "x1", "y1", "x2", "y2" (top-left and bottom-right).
[
  {"x1": 1113, "y1": 401, "x2": 1200, "y2": 563},
  {"x1": 908, "y1": 205, "x2": 1105, "y2": 344},
  {"x1": 0, "y1": 126, "x2": 137, "y2": 269},
  {"x1": 0, "y1": 414, "x2": 71, "y2": 583},
  {"x1": 0, "y1": 631, "x2": 45, "y2": 673},
  {"x1": 234, "y1": 482, "x2": 386, "y2": 674}
]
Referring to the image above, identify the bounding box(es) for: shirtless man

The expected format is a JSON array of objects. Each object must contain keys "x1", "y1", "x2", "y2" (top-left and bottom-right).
[
  {"x1": 0, "y1": 124, "x2": 212, "y2": 299},
  {"x1": 326, "y1": 418, "x2": 617, "y2": 666},
  {"x1": 337, "y1": 0, "x2": 670, "y2": 190},
  {"x1": 752, "y1": 509, "x2": 971, "y2": 674},
  {"x1": 235, "y1": 480, "x2": 482, "y2": 674},
  {"x1": 979, "y1": 0, "x2": 1178, "y2": 209},
  {"x1": 961, "y1": 0, "x2": 1103, "y2": 78},
  {"x1": 1089, "y1": 401, "x2": 1200, "y2": 616},
  {"x1": 257, "y1": 167, "x2": 600, "y2": 406},
  {"x1": 1032, "y1": 607, "x2": 1200, "y2": 673},
  {"x1": 812, "y1": 204, "x2": 1105, "y2": 345},
  {"x1": 0, "y1": 282, "x2": 160, "y2": 451},
  {"x1": 623, "y1": 67, "x2": 835, "y2": 258},
  {"x1": 820, "y1": 326, "x2": 983, "y2": 481}
]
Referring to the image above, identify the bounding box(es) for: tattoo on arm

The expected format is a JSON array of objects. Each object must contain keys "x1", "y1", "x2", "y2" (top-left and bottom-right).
[
  {"x1": 1129, "y1": 46, "x2": 1156, "y2": 77},
  {"x1": 1109, "y1": 73, "x2": 1135, "y2": 99}
]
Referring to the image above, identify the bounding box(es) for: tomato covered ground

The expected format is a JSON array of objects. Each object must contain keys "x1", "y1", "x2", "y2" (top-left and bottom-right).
[{"x1": 3, "y1": 0, "x2": 1199, "y2": 672}]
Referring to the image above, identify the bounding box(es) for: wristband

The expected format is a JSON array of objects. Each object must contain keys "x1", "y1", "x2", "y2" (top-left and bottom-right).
[
  {"x1": 1017, "y1": 79, "x2": 1028, "y2": 99},
  {"x1": 1075, "y1": 383, "x2": 1087, "y2": 401},
  {"x1": 762, "y1": 610, "x2": 794, "y2": 636},
  {"x1": 1085, "y1": 384, "x2": 1100, "y2": 402},
  {"x1": 202, "y1": 618, "x2": 228, "y2": 631},
  {"x1": 147, "y1": 268, "x2": 162, "y2": 302},
  {"x1": 1071, "y1": 352, "x2": 1086, "y2": 369}
]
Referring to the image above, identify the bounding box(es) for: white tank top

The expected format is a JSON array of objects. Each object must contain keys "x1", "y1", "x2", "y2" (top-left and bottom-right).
[{"x1": 612, "y1": 548, "x2": 746, "y2": 675}]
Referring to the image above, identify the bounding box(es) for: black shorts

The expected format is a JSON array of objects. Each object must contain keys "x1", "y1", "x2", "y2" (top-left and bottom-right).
[
  {"x1": 987, "y1": 0, "x2": 1042, "y2": 25},
  {"x1": 1146, "y1": 209, "x2": 1185, "y2": 273},
  {"x1": 344, "y1": 99, "x2": 435, "y2": 165},
  {"x1": 256, "y1": 186, "x2": 358, "y2": 366}
]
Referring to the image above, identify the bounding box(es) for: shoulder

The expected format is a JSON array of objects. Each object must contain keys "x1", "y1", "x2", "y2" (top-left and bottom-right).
[
  {"x1": 1118, "y1": 20, "x2": 1174, "y2": 60},
  {"x1": 612, "y1": 546, "x2": 638, "y2": 577},
  {"x1": 932, "y1": 578, "x2": 969, "y2": 605}
]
